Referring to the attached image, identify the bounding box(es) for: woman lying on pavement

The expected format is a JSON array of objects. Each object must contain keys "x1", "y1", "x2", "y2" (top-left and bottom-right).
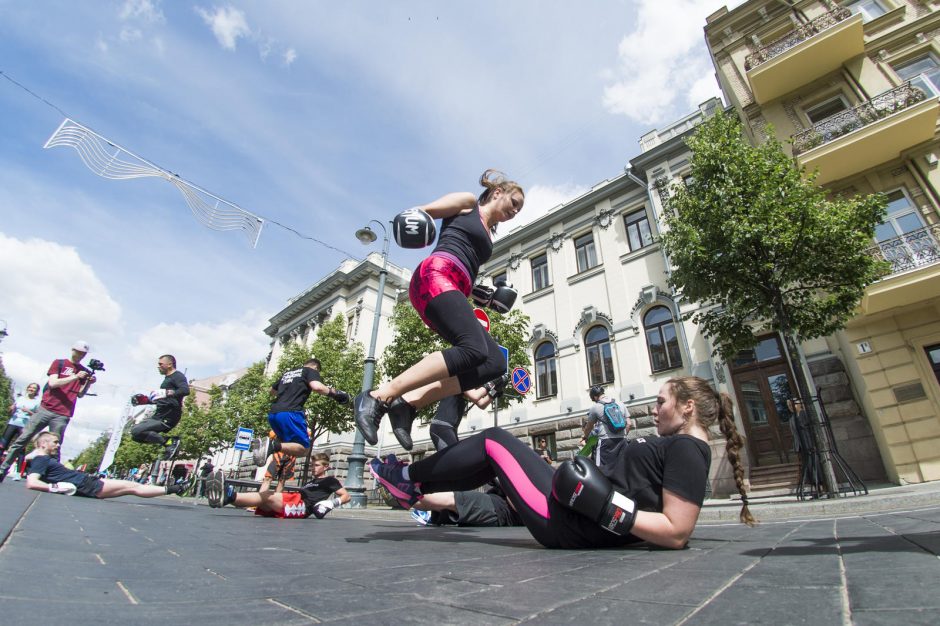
[{"x1": 371, "y1": 376, "x2": 756, "y2": 549}]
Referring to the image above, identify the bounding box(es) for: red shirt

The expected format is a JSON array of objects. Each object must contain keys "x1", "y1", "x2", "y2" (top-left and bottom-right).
[{"x1": 40, "y1": 359, "x2": 90, "y2": 417}]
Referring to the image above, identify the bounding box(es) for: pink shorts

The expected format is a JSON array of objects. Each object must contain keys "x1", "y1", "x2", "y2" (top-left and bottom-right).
[{"x1": 409, "y1": 253, "x2": 472, "y2": 330}]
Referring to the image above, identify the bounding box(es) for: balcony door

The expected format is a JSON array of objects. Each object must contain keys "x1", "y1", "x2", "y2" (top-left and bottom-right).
[{"x1": 875, "y1": 189, "x2": 937, "y2": 271}]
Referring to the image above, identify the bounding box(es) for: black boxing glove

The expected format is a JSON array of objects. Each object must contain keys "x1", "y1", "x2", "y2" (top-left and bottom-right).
[
  {"x1": 490, "y1": 282, "x2": 517, "y2": 314},
  {"x1": 471, "y1": 284, "x2": 494, "y2": 308},
  {"x1": 329, "y1": 388, "x2": 350, "y2": 405},
  {"x1": 393, "y1": 208, "x2": 437, "y2": 248},
  {"x1": 551, "y1": 456, "x2": 636, "y2": 535}
]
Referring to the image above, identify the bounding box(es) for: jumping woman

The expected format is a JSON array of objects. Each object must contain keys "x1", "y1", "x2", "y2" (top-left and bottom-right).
[{"x1": 355, "y1": 169, "x2": 524, "y2": 450}]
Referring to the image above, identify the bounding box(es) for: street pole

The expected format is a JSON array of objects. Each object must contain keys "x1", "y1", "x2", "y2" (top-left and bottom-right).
[{"x1": 345, "y1": 221, "x2": 390, "y2": 508}]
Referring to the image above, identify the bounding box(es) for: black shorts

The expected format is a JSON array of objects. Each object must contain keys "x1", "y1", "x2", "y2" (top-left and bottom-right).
[
  {"x1": 76, "y1": 475, "x2": 105, "y2": 498},
  {"x1": 452, "y1": 491, "x2": 523, "y2": 527}
]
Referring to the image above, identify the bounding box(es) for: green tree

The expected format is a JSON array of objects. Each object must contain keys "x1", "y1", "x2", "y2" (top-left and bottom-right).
[
  {"x1": 0, "y1": 357, "x2": 14, "y2": 431},
  {"x1": 71, "y1": 430, "x2": 111, "y2": 470},
  {"x1": 378, "y1": 300, "x2": 531, "y2": 416},
  {"x1": 658, "y1": 111, "x2": 889, "y2": 493}
]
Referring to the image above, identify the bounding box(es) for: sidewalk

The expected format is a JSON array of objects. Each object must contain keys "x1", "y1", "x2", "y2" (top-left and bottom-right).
[{"x1": 1, "y1": 480, "x2": 938, "y2": 624}]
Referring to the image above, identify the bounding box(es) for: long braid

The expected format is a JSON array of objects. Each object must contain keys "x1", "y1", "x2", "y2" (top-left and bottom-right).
[{"x1": 716, "y1": 392, "x2": 757, "y2": 526}]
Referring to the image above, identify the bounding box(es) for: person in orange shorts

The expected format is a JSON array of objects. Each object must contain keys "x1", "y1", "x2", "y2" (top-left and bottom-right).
[
  {"x1": 206, "y1": 453, "x2": 348, "y2": 519},
  {"x1": 259, "y1": 430, "x2": 297, "y2": 493}
]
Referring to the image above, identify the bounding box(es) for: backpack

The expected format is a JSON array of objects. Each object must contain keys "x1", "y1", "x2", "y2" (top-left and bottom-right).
[{"x1": 601, "y1": 400, "x2": 627, "y2": 433}]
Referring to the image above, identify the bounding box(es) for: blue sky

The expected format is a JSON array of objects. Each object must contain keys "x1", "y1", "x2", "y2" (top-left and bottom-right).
[{"x1": 0, "y1": 0, "x2": 739, "y2": 458}]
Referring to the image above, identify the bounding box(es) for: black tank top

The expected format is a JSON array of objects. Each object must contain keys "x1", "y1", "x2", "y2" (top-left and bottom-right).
[{"x1": 431, "y1": 204, "x2": 493, "y2": 283}]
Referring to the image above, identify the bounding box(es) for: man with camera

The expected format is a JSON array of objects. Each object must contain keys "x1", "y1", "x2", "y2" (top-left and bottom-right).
[
  {"x1": 0, "y1": 340, "x2": 99, "y2": 482},
  {"x1": 131, "y1": 354, "x2": 189, "y2": 479}
]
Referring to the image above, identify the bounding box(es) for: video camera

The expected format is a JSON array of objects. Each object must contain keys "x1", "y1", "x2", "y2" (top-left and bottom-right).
[{"x1": 87, "y1": 358, "x2": 106, "y2": 372}]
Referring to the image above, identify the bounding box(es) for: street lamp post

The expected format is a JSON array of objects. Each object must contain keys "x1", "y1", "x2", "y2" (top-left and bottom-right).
[{"x1": 345, "y1": 220, "x2": 390, "y2": 508}]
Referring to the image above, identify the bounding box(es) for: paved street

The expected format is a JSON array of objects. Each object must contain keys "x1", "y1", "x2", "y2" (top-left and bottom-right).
[{"x1": 1, "y1": 481, "x2": 938, "y2": 625}]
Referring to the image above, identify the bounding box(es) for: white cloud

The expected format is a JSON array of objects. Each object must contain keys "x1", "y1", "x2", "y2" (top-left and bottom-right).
[
  {"x1": 195, "y1": 5, "x2": 251, "y2": 51},
  {"x1": 130, "y1": 310, "x2": 272, "y2": 373},
  {"x1": 283, "y1": 48, "x2": 297, "y2": 66},
  {"x1": 119, "y1": 0, "x2": 165, "y2": 24},
  {"x1": 95, "y1": 35, "x2": 109, "y2": 53},
  {"x1": 602, "y1": 0, "x2": 724, "y2": 125},
  {"x1": 0, "y1": 233, "x2": 123, "y2": 344},
  {"x1": 502, "y1": 182, "x2": 589, "y2": 236},
  {"x1": 120, "y1": 27, "x2": 142, "y2": 42}
]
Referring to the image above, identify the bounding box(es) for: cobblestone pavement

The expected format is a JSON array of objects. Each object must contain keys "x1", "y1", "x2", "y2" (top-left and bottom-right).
[{"x1": 1, "y1": 481, "x2": 938, "y2": 625}]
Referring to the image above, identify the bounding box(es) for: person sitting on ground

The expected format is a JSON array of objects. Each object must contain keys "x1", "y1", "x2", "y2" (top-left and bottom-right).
[
  {"x1": 371, "y1": 376, "x2": 756, "y2": 550},
  {"x1": 25, "y1": 432, "x2": 185, "y2": 499},
  {"x1": 206, "y1": 453, "x2": 349, "y2": 519}
]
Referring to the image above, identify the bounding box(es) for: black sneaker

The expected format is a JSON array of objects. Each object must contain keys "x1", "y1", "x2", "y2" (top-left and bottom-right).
[
  {"x1": 250, "y1": 436, "x2": 270, "y2": 467},
  {"x1": 165, "y1": 483, "x2": 186, "y2": 497},
  {"x1": 388, "y1": 397, "x2": 418, "y2": 451},
  {"x1": 205, "y1": 469, "x2": 226, "y2": 508},
  {"x1": 163, "y1": 436, "x2": 182, "y2": 460},
  {"x1": 354, "y1": 390, "x2": 389, "y2": 446},
  {"x1": 223, "y1": 484, "x2": 237, "y2": 507}
]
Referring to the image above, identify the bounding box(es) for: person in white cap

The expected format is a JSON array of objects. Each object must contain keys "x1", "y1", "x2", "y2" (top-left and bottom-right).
[{"x1": 0, "y1": 340, "x2": 97, "y2": 482}]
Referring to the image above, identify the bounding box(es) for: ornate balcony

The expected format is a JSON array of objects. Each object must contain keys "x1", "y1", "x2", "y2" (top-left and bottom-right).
[
  {"x1": 868, "y1": 224, "x2": 940, "y2": 275},
  {"x1": 745, "y1": 9, "x2": 863, "y2": 104},
  {"x1": 861, "y1": 223, "x2": 940, "y2": 315},
  {"x1": 791, "y1": 83, "x2": 939, "y2": 185},
  {"x1": 745, "y1": 8, "x2": 853, "y2": 71}
]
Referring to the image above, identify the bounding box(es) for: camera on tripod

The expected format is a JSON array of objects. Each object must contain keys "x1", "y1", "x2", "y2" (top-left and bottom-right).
[{"x1": 87, "y1": 358, "x2": 106, "y2": 372}]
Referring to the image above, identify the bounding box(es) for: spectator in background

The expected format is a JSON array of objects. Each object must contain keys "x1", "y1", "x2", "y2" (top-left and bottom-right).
[
  {"x1": 536, "y1": 437, "x2": 554, "y2": 464},
  {"x1": 1, "y1": 383, "x2": 40, "y2": 478},
  {"x1": 0, "y1": 341, "x2": 97, "y2": 482},
  {"x1": 198, "y1": 460, "x2": 214, "y2": 497}
]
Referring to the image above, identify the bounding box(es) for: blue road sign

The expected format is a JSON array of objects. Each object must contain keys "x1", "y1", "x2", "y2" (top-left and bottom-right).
[
  {"x1": 234, "y1": 427, "x2": 254, "y2": 451},
  {"x1": 498, "y1": 344, "x2": 509, "y2": 373},
  {"x1": 511, "y1": 367, "x2": 532, "y2": 395}
]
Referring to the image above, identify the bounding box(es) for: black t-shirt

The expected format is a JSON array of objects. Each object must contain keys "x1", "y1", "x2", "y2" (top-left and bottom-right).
[
  {"x1": 432, "y1": 204, "x2": 493, "y2": 283},
  {"x1": 298, "y1": 475, "x2": 343, "y2": 514},
  {"x1": 27, "y1": 454, "x2": 88, "y2": 487},
  {"x1": 549, "y1": 435, "x2": 711, "y2": 549},
  {"x1": 270, "y1": 367, "x2": 322, "y2": 413},
  {"x1": 153, "y1": 370, "x2": 190, "y2": 420}
]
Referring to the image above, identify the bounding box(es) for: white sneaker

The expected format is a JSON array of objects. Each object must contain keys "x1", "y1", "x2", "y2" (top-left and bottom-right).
[
  {"x1": 10, "y1": 474, "x2": 21, "y2": 481},
  {"x1": 250, "y1": 437, "x2": 270, "y2": 467},
  {"x1": 410, "y1": 509, "x2": 432, "y2": 526}
]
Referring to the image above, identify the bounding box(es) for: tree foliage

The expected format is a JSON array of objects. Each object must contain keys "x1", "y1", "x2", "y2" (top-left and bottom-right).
[
  {"x1": 0, "y1": 357, "x2": 14, "y2": 431},
  {"x1": 659, "y1": 111, "x2": 889, "y2": 361},
  {"x1": 378, "y1": 300, "x2": 532, "y2": 416},
  {"x1": 70, "y1": 430, "x2": 111, "y2": 470}
]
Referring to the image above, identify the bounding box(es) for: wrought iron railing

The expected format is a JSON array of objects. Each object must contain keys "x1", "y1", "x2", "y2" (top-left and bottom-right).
[
  {"x1": 745, "y1": 7, "x2": 853, "y2": 71},
  {"x1": 868, "y1": 223, "x2": 940, "y2": 274},
  {"x1": 791, "y1": 83, "x2": 928, "y2": 155}
]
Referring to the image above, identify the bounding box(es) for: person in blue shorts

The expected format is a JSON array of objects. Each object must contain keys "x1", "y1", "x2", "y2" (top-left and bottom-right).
[
  {"x1": 25, "y1": 431, "x2": 185, "y2": 499},
  {"x1": 251, "y1": 358, "x2": 349, "y2": 468}
]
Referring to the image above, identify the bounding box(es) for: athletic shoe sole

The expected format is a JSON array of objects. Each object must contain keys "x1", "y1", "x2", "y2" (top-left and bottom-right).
[
  {"x1": 250, "y1": 437, "x2": 270, "y2": 467},
  {"x1": 205, "y1": 469, "x2": 226, "y2": 508}
]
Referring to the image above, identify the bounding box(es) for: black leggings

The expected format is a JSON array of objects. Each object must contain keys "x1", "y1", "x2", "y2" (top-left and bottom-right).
[
  {"x1": 429, "y1": 395, "x2": 464, "y2": 450},
  {"x1": 409, "y1": 427, "x2": 631, "y2": 549},
  {"x1": 131, "y1": 413, "x2": 177, "y2": 445},
  {"x1": 424, "y1": 290, "x2": 506, "y2": 391}
]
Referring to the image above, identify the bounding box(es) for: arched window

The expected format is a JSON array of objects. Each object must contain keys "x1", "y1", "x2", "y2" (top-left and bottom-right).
[
  {"x1": 534, "y1": 342, "x2": 558, "y2": 398},
  {"x1": 644, "y1": 306, "x2": 682, "y2": 373},
  {"x1": 585, "y1": 326, "x2": 614, "y2": 385}
]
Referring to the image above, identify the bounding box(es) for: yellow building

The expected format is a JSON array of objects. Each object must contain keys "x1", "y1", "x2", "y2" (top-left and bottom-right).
[{"x1": 705, "y1": 0, "x2": 940, "y2": 483}]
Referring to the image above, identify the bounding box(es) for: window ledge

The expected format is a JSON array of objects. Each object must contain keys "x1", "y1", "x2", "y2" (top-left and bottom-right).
[
  {"x1": 523, "y1": 285, "x2": 555, "y2": 303},
  {"x1": 567, "y1": 265, "x2": 605, "y2": 285},
  {"x1": 619, "y1": 242, "x2": 661, "y2": 265},
  {"x1": 651, "y1": 364, "x2": 684, "y2": 376},
  {"x1": 863, "y1": 5, "x2": 906, "y2": 34}
]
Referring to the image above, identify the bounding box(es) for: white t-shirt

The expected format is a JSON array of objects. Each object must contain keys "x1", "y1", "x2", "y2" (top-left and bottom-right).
[{"x1": 10, "y1": 395, "x2": 40, "y2": 427}]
